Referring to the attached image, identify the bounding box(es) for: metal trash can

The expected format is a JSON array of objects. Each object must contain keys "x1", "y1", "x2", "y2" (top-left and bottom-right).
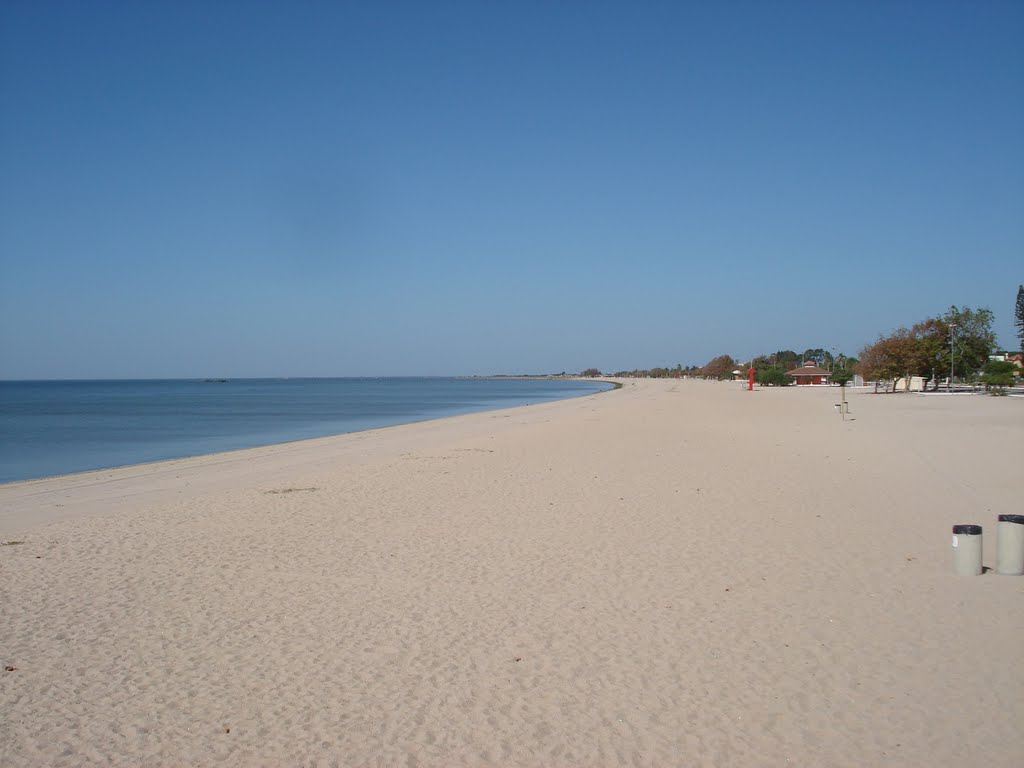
[
  {"x1": 996, "y1": 515, "x2": 1024, "y2": 576},
  {"x1": 952, "y1": 524, "x2": 983, "y2": 576}
]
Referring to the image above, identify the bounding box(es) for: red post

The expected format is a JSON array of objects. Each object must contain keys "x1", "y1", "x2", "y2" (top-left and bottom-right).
[{"x1": 748, "y1": 367, "x2": 755, "y2": 391}]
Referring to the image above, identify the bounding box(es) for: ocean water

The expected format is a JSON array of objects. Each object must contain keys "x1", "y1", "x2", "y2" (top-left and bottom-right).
[{"x1": 0, "y1": 377, "x2": 611, "y2": 483}]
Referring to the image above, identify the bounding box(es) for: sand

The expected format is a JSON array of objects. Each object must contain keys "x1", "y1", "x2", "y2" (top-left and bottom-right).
[{"x1": 1, "y1": 379, "x2": 1021, "y2": 767}]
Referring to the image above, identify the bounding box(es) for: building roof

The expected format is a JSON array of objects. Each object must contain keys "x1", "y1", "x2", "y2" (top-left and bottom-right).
[{"x1": 785, "y1": 363, "x2": 831, "y2": 377}]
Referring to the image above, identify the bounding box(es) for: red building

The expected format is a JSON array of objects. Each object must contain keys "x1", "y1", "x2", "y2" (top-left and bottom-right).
[{"x1": 786, "y1": 362, "x2": 832, "y2": 385}]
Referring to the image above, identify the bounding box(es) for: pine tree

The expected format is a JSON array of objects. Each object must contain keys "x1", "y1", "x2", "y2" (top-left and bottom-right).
[{"x1": 1016, "y1": 284, "x2": 1024, "y2": 353}]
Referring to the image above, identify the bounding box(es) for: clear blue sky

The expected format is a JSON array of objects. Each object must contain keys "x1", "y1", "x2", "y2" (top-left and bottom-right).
[{"x1": 2, "y1": 1, "x2": 1021, "y2": 378}]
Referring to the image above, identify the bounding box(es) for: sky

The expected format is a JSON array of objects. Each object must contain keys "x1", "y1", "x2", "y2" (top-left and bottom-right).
[{"x1": 1, "y1": 0, "x2": 1021, "y2": 378}]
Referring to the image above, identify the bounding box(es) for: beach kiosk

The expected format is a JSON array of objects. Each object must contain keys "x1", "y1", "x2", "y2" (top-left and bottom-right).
[{"x1": 786, "y1": 362, "x2": 832, "y2": 386}]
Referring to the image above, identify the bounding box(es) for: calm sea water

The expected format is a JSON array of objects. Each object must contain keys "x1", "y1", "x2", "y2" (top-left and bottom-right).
[{"x1": 0, "y1": 378, "x2": 611, "y2": 483}]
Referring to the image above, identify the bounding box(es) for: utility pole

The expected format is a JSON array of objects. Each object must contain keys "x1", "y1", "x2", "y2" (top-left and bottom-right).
[{"x1": 949, "y1": 324, "x2": 957, "y2": 392}]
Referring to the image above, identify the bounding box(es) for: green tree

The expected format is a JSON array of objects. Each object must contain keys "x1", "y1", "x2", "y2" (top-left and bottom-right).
[
  {"x1": 756, "y1": 367, "x2": 792, "y2": 386},
  {"x1": 908, "y1": 317, "x2": 949, "y2": 390},
  {"x1": 943, "y1": 305, "x2": 996, "y2": 379},
  {"x1": 801, "y1": 348, "x2": 826, "y2": 366},
  {"x1": 831, "y1": 368, "x2": 853, "y2": 387},
  {"x1": 773, "y1": 350, "x2": 800, "y2": 371},
  {"x1": 580, "y1": 368, "x2": 602, "y2": 377},
  {"x1": 1016, "y1": 285, "x2": 1024, "y2": 353}
]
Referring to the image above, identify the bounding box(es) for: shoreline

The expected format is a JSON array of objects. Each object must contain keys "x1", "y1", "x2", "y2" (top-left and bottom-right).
[
  {"x1": 0, "y1": 378, "x2": 615, "y2": 491},
  {"x1": 0, "y1": 381, "x2": 617, "y2": 535},
  {"x1": 2, "y1": 379, "x2": 1020, "y2": 766}
]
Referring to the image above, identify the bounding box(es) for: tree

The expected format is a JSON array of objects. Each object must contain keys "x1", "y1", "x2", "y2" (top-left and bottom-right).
[
  {"x1": 1016, "y1": 285, "x2": 1024, "y2": 353},
  {"x1": 908, "y1": 317, "x2": 949, "y2": 391},
  {"x1": 801, "y1": 348, "x2": 826, "y2": 367},
  {"x1": 858, "y1": 329, "x2": 915, "y2": 392},
  {"x1": 856, "y1": 306, "x2": 995, "y2": 392},
  {"x1": 701, "y1": 355, "x2": 738, "y2": 380},
  {"x1": 831, "y1": 368, "x2": 853, "y2": 387},
  {"x1": 581, "y1": 368, "x2": 602, "y2": 377},
  {"x1": 773, "y1": 350, "x2": 800, "y2": 371},
  {"x1": 943, "y1": 305, "x2": 996, "y2": 379},
  {"x1": 756, "y1": 367, "x2": 792, "y2": 386}
]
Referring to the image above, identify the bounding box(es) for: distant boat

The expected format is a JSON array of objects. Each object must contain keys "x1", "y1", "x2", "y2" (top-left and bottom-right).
[{"x1": 203, "y1": 379, "x2": 229, "y2": 383}]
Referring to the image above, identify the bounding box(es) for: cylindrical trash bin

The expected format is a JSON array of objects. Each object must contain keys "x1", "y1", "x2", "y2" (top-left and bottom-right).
[
  {"x1": 996, "y1": 515, "x2": 1024, "y2": 576},
  {"x1": 952, "y1": 524, "x2": 983, "y2": 576}
]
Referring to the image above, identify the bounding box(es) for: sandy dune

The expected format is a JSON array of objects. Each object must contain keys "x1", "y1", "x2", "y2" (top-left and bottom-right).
[{"x1": 1, "y1": 379, "x2": 1021, "y2": 767}]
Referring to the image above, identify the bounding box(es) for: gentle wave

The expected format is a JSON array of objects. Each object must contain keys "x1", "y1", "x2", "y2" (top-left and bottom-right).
[{"x1": 0, "y1": 377, "x2": 611, "y2": 483}]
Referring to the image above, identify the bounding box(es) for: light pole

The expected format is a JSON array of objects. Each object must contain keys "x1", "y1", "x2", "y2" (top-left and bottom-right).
[{"x1": 949, "y1": 324, "x2": 957, "y2": 392}]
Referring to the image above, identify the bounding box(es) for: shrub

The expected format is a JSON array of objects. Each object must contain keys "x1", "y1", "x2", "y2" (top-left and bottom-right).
[
  {"x1": 756, "y1": 367, "x2": 792, "y2": 386},
  {"x1": 981, "y1": 360, "x2": 1016, "y2": 388}
]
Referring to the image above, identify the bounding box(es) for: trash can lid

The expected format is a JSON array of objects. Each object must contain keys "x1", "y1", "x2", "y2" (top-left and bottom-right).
[
  {"x1": 998, "y1": 514, "x2": 1024, "y2": 525},
  {"x1": 952, "y1": 524, "x2": 982, "y2": 535}
]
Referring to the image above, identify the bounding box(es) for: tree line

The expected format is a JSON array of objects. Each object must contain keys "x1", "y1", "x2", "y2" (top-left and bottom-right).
[
  {"x1": 856, "y1": 305, "x2": 1017, "y2": 390},
  {"x1": 583, "y1": 349, "x2": 857, "y2": 383},
  {"x1": 580, "y1": 288, "x2": 1022, "y2": 388},
  {"x1": 582, "y1": 349, "x2": 858, "y2": 385}
]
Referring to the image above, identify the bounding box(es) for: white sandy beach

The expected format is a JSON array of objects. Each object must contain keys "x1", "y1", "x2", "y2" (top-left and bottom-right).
[{"x1": 1, "y1": 379, "x2": 1021, "y2": 767}]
